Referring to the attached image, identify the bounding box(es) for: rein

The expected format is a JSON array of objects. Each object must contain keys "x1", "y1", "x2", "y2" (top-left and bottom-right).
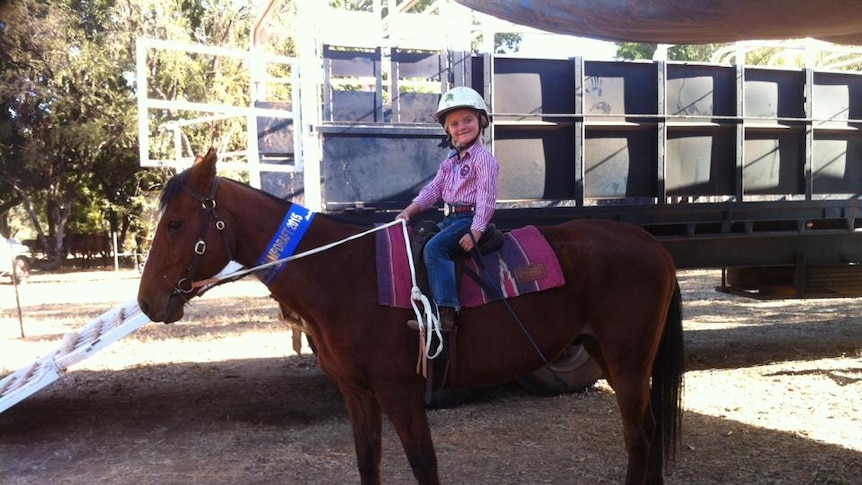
[
  {"x1": 467, "y1": 232, "x2": 569, "y2": 392},
  {"x1": 166, "y1": 182, "x2": 444, "y2": 363}
]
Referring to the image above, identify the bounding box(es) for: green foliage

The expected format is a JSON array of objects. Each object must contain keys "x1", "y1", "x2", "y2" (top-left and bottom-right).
[
  {"x1": 0, "y1": 0, "x2": 258, "y2": 264},
  {"x1": 612, "y1": 42, "x2": 862, "y2": 71},
  {"x1": 615, "y1": 43, "x2": 723, "y2": 62},
  {"x1": 138, "y1": 1, "x2": 254, "y2": 162},
  {"x1": 472, "y1": 32, "x2": 524, "y2": 55},
  {"x1": 615, "y1": 43, "x2": 657, "y2": 60},
  {"x1": 0, "y1": 1, "x2": 112, "y2": 255},
  {"x1": 329, "y1": 0, "x2": 373, "y2": 11},
  {"x1": 494, "y1": 33, "x2": 521, "y2": 54}
]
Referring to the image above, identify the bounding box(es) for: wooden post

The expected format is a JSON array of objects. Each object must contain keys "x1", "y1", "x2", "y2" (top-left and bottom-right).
[{"x1": 7, "y1": 248, "x2": 25, "y2": 338}]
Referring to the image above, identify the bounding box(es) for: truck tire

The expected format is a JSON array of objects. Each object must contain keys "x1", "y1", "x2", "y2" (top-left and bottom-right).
[{"x1": 517, "y1": 344, "x2": 602, "y2": 395}]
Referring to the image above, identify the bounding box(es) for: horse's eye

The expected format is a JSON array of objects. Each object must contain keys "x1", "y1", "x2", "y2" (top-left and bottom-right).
[{"x1": 167, "y1": 220, "x2": 182, "y2": 232}]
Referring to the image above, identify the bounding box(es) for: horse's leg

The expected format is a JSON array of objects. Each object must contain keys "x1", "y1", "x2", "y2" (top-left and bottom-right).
[
  {"x1": 589, "y1": 343, "x2": 659, "y2": 485},
  {"x1": 612, "y1": 374, "x2": 657, "y2": 485},
  {"x1": 339, "y1": 384, "x2": 384, "y2": 485},
  {"x1": 375, "y1": 383, "x2": 440, "y2": 485}
]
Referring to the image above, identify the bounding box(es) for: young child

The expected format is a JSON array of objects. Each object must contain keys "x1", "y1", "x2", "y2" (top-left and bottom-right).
[{"x1": 396, "y1": 86, "x2": 500, "y2": 331}]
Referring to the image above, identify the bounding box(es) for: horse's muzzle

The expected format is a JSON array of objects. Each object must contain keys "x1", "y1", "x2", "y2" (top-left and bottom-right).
[{"x1": 138, "y1": 293, "x2": 185, "y2": 323}]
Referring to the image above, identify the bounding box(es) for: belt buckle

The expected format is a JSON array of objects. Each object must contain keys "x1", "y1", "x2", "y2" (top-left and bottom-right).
[{"x1": 443, "y1": 203, "x2": 451, "y2": 217}]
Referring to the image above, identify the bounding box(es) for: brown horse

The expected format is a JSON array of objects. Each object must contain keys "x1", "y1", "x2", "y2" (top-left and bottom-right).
[{"x1": 137, "y1": 148, "x2": 684, "y2": 485}]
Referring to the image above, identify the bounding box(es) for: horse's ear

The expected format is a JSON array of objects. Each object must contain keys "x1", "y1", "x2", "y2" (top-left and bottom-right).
[
  {"x1": 202, "y1": 147, "x2": 218, "y2": 164},
  {"x1": 189, "y1": 148, "x2": 218, "y2": 189}
]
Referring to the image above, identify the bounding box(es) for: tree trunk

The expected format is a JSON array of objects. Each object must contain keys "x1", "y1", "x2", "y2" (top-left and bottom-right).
[{"x1": 43, "y1": 193, "x2": 72, "y2": 271}]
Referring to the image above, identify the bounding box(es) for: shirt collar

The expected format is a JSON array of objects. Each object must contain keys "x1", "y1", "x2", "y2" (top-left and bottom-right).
[{"x1": 450, "y1": 137, "x2": 484, "y2": 161}]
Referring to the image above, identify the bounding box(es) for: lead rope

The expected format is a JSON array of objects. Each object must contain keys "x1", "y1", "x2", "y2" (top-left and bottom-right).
[
  {"x1": 189, "y1": 219, "x2": 443, "y2": 366},
  {"x1": 400, "y1": 221, "x2": 444, "y2": 375}
]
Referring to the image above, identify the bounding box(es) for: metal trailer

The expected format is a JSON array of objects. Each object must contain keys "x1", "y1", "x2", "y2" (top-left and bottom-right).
[
  {"x1": 249, "y1": 46, "x2": 862, "y2": 298},
  {"x1": 135, "y1": 3, "x2": 862, "y2": 297}
]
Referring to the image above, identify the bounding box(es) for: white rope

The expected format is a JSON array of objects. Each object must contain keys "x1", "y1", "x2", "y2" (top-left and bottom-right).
[
  {"x1": 401, "y1": 221, "x2": 444, "y2": 359},
  {"x1": 196, "y1": 218, "x2": 443, "y2": 360}
]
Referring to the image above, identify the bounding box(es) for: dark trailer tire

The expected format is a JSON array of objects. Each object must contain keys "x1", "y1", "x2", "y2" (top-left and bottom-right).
[{"x1": 517, "y1": 344, "x2": 602, "y2": 395}]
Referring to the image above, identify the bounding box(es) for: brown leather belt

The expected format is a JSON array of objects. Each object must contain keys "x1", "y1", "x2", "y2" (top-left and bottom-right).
[{"x1": 443, "y1": 203, "x2": 475, "y2": 217}]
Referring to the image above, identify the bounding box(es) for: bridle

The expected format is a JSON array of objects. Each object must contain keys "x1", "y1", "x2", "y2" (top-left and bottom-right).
[{"x1": 168, "y1": 177, "x2": 235, "y2": 299}]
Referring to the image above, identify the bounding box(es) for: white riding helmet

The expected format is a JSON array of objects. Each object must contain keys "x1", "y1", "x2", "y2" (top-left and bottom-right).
[{"x1": 434, "y1": 86, "x2": 489, "y2": 127}]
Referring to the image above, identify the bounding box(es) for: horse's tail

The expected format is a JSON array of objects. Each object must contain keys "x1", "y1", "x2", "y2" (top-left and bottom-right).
[{"x1": 651, "y1": 279, "x2": 684, "y2": 465}]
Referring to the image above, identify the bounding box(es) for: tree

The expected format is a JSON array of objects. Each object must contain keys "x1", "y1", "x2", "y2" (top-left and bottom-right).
[
  {"x1": 0, "y1": 0, "x2": 256, "y2": 267},
  {"x1": 615, "y1": 43, "x2": 656, "y2": 60},
  {"x1": 615, "y1": 43, "x2": 723, "y2": 62},
  {"x1": 1, "y1": 0, "x2": 160, "y2": 266},
  {"x1": 0, "y1": 93, "x2": 28, "y2": 238},
  {"x1": 0, "y1": 1, "x2": 94, "y2": 264},
  {"x1": 133, "y1": 0, "x2": 254, "y2": 163}
]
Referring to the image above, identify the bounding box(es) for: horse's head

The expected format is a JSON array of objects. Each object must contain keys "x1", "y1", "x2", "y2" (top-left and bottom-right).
[{"x1": 137, "y1": 148, "x2": 235, "y2": 323}]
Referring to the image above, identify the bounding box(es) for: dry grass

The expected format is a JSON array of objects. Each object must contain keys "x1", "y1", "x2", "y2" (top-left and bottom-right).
[{"x1": 1, "y1": 269, "x2": 860, "y2": 484}]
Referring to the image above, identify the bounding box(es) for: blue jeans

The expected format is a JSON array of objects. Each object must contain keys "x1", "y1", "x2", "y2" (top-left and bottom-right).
[{"x1": 423, "y1": 214, "x2": 473, "y2": 310}]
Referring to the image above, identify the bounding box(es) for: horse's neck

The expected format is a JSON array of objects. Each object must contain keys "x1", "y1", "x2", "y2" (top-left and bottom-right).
[
  {"x1": 225, "y1": 187, "x2": 367, "y2": 270},
  {"x1": 251, "y1": 211, "x2": 376, "y2": 322},
  {"x1": 224, "y1": 188, "x2": 292, "y2": 267},
  {"x1": 309, "y1": 215, "x2": 365, "y2": 241}
]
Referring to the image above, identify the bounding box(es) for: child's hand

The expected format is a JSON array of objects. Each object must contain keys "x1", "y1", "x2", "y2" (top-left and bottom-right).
[{"x1": 459, "y1": 229, "x2": 483, "y2": 252}]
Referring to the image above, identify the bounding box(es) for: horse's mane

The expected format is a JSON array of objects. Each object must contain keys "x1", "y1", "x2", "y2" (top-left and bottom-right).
[
  {"x1": 160, "y1": 170, "x2": 370, "y2": 228},
  {"x1": 220, "y1": 178, "x2": 292, "y2": 207},
  {"x1": 160, "y1": 170, "x2": 291, "y2": 211},
  {"x1": 214, "y1": 178, "x2": 371, "y2": 228},
  {"x1": 160, "y1": 168, "x2": 192, "y2": 211}
]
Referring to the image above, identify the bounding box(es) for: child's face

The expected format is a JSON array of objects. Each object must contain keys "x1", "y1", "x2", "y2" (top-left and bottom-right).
[{"x1": 445, "y1": 109, "x2": 481, "y2": 149}]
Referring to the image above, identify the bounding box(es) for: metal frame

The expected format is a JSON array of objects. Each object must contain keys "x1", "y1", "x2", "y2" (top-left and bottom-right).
[
  {"x1": 135, "y1": 3, "x2": 862, "y2": 278},
  {"x1": 135, "y1": 38, "x2": 302, "y2": 187}
]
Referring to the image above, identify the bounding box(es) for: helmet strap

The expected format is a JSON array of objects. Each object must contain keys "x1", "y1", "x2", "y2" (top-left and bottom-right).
[{"x1": 437, "y1": 134, "x2": 452, "y2": 149}]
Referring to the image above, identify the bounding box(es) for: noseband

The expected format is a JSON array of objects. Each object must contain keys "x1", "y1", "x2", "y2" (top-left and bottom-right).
[{"x1": 169, "y1": 177, "x2": 235, "y2": 298}]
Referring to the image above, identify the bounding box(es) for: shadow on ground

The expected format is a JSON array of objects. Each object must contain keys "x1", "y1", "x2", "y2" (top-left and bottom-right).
[{"x1": 1, "y1": 354, "x2": 860, "y2": 485}]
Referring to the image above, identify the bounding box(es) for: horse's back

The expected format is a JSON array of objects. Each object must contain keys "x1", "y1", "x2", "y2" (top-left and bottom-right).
[
  {"x1": 538, "y1": 219, "x2": 676, "y2": 291},
  {"x1": 540, "y1": 219, "x2": 670, "y2": 258}
]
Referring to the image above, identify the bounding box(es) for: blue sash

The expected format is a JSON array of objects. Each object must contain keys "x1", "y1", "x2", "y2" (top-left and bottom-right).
[{"x1": 256, "y1": 204, "x2": 315, "y2": 284}]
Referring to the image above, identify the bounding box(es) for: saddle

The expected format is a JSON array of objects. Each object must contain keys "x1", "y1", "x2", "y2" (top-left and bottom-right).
[
  {"x1": 409, "y1": 220, "x2": 505, "y2": 397},
  {"x1": 409, "y1": 220, "x2": 505, "y2": 300}
]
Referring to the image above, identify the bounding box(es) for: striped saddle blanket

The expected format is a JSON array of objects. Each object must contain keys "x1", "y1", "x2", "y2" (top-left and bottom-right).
[{"x1": 376, "y1": 224, "x2": 565, "y2": 309}]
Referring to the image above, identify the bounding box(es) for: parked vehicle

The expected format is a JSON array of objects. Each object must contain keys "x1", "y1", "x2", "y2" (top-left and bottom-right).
[{"x1": 0, "y1": 238, "x2": 32, "y2": 284}]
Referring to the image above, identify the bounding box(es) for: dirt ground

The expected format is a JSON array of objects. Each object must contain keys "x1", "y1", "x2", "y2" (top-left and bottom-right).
[{"x1": 1, "y1": 269, "x2": 860, "y2": 484}]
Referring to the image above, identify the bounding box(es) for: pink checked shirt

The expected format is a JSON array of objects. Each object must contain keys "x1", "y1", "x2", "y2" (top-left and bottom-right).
[{"x1": 413, "y1": 139, "x2": 500, "y2": 233}]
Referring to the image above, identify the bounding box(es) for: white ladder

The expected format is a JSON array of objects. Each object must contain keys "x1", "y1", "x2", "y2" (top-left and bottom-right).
[{"x1": 0, "y1": 299, "x2": 151, "y2": 414}]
